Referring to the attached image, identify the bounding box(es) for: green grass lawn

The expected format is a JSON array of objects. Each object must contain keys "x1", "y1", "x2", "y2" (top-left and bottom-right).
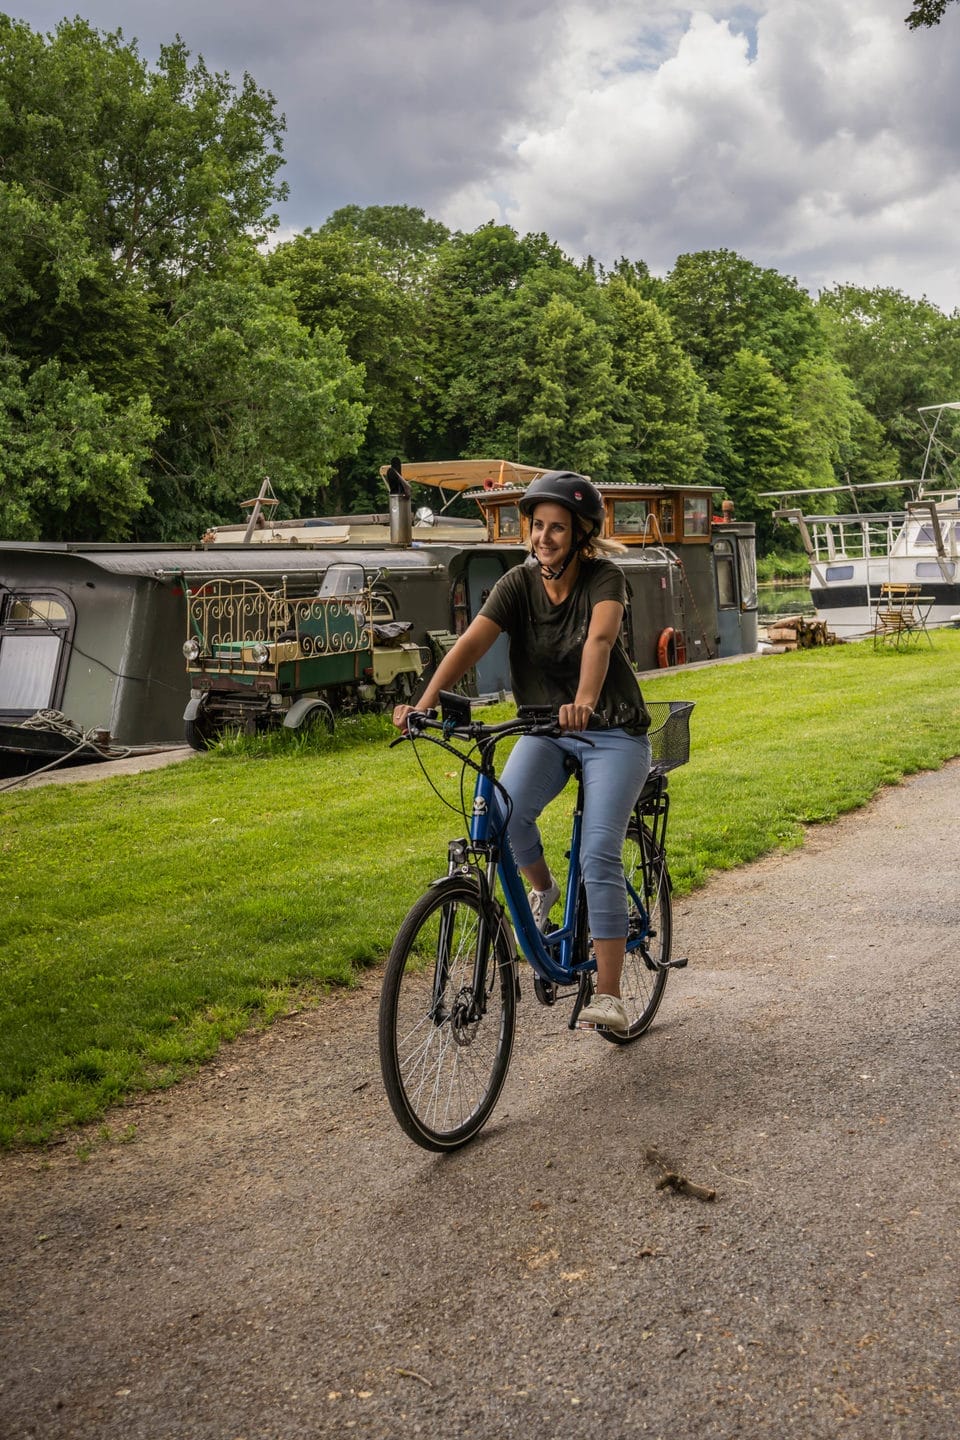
[{"x1": 3, "y1": 634, "x2": 960, "y2": 1148}]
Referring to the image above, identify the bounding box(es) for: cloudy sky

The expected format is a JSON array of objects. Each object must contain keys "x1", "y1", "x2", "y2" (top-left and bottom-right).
[{"x1": 15, "y1": 0, "x2": 960, "y2": 311}]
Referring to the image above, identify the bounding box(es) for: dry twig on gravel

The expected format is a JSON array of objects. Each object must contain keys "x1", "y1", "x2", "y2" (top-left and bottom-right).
[{"x1": 645, "y1": 1146, "x2": 717, "y2": 1203}]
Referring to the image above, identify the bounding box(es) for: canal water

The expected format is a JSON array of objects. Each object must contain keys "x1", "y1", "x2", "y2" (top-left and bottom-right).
[{"x1": 757, "y1": 583, "x2": 814, "y2": 626}]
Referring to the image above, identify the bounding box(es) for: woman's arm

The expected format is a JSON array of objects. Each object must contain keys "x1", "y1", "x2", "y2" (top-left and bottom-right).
[
  {"x1": 393, "y1": 614, "x2": 503, "y2": 729},
  {"x1": 561, "y1": 599, "x2": 623, "y2": 732}
]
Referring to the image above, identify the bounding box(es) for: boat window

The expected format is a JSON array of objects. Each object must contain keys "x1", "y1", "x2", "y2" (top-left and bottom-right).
[
  {"x1": 658, "y1": 499, "x2": 675, "y2": 539},
  {"x1": 683, "y1": 495, "x2": 710, "y2": 538},
  {"x1": 825, "y1": 564, "x2": 854, "y2": 581},
  {"x1": 496, "y1": 504, "x2": 521, "y2": 540},
  {"x1": 736, "y1": 537, "x2": 758, "y2": 610},
  {"x1": 916, "y1": 560, "x2": 956, "y2": 580},
  {"x1": 914, "y1": 522, "x2": 960, "y2": 546},
  {"x1": 714, "y1": 542, "x2": 737, "y2": 608},
  {"x1": 7, "y1": 596, "x2": 70, "y2": 625},
  {"x1": 0, "y1": 634, "x2": 63, "y2": 709},
  {"x1": 612, "y1": 499, "x2": 650, "y2": 536},
  {"x1": 0, "y1": 590, "x2": 73, "y2": 714}
]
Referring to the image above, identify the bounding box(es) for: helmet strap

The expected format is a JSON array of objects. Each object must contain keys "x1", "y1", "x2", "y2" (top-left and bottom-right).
[
  {"x1": 538, "y1": 547, "x2": 576, "y2": 581},
  {"x1": 534, "y1": 525, "x2": 593, "y2": 581}
]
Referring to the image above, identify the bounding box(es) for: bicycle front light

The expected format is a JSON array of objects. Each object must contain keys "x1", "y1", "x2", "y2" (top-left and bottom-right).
[
  {"x1": 251, "y1": 642, "x2": 271, "y2": 666},
  {"x1": 182, "y1": 637, "x2": 202, "y2": 661}
]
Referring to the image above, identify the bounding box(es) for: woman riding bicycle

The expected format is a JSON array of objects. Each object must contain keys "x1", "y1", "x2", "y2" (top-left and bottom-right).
[{"x1": 393, "y1": 470, "x2": 652, "y2": 1035}]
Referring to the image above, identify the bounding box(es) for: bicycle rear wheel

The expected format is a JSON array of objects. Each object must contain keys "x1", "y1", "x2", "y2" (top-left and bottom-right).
[
  {"x1": 601, "y1": 819, "x2": 672, "y2": 1046},
  {"x1": 378, "y1": 877, "x2": 517, "y2": 1151}
]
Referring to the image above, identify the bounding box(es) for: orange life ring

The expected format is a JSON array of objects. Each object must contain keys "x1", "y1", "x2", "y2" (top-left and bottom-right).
[{"x1": 657, "y1": 627, "x2": 687, "y2": 667}]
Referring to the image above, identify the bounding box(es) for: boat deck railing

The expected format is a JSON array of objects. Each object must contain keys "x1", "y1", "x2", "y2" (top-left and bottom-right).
[{"x1": 778, "y1": 507, "x2": 960, "y2": 564}]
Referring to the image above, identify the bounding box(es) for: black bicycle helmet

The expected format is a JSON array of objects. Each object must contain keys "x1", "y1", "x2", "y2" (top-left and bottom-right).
[{"x1": 518, "y1": 471, "x2": 605, "y2": 536}]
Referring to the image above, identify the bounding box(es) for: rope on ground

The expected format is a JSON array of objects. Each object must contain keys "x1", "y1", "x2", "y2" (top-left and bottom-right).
[{"x1": 0, "y1": 710, "x2": 131, "y2": 794}]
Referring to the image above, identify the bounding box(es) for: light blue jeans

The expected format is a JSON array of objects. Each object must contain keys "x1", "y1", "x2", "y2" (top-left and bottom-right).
[{"x1": 498, "y1": 729, "x2": 652, "y2": 940}]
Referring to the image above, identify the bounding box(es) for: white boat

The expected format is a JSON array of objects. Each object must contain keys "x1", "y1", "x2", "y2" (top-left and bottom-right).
[{"x1": 766, "y1": 401, "x2": 960, "y2": 640}]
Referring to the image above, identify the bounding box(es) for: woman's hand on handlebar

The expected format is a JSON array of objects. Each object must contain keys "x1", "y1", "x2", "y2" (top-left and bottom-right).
[
  {"x1": 393, "y1": 701, "x2": 437, "y2": 733},
  {"x1": 393, "y1": 702, "x2": 417, "y2": 732},
  {"x1": 558, "y1": 701, "x2": 594, "y2": 732}
]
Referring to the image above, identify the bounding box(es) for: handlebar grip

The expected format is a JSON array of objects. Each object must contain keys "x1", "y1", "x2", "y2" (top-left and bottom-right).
[{"x1": 406, "y1": 707, "x2": 437, "y2": 736}]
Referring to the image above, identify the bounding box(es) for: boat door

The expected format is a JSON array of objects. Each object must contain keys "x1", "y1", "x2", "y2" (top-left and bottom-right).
[
  {"x1": 464, "y1": 555, "x2": 512, "y2": 695},
  {"x1": 712, "y1": 525, "x2": 758, "y2": 657}
]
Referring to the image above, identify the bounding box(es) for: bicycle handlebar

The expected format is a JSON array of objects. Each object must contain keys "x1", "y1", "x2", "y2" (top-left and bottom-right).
[
  {"x1": 390, "y1": 689, "x2": 569, "y2": 747},
  {"x1": 396, "y1": 710, "x2": 563, "y2": 745}
]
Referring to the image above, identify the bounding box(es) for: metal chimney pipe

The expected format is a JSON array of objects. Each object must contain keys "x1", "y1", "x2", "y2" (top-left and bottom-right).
[{"x1": 389, "y1": 493, "x2": 413, "y2": 545}]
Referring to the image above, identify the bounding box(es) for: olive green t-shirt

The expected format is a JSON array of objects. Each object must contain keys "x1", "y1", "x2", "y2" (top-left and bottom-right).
[{"x1": 479, "y1": 558, "x2": 650, "y2": 734}]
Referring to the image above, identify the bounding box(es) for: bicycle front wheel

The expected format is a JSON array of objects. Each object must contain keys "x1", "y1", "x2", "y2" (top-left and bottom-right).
[
  {"x1": 603, "y1": 819, "x2": 672, "y2": 1045},
  {"x1": 378, "y1": 877, "x2": 517, "y2": 1151}
]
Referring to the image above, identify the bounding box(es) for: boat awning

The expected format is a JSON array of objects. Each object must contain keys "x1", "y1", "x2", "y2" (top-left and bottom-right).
[{"x1": 378, "y1": 459, "x2": 550, "y2": 495}]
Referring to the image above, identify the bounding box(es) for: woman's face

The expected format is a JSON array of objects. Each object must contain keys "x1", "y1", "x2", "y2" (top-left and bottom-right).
[{"x1": 530, "y1": 502, "x2": 574, "y2": 571}]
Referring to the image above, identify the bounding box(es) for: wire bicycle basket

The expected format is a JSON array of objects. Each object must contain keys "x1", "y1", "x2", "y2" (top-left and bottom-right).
[{"x1": 646, "y1": 700, "x2": 694, "y2": 773}]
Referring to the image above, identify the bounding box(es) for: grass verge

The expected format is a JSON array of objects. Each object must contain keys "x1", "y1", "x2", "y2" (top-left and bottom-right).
[{"x1": 2, "y1": 635, "x2": 960, "y2": 1146}]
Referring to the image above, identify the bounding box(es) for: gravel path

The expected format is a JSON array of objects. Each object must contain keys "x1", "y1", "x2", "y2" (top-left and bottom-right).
[{"x1": 2, "y1": 763, "x2": 959, "y2": 1439}]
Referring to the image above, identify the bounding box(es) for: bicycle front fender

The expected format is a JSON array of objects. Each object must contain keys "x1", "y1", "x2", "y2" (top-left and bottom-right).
[{"x1": 426, "y1": 873, "x2": 516, "y2": 959}]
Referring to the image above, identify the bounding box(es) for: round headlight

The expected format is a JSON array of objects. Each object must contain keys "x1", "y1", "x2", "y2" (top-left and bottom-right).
[
  {"x1": 251, "y1": 642, "x2": 270, "y2": 665},
  {"x1": 183, "y1": 637, "x2": 201, "y2": 660}
]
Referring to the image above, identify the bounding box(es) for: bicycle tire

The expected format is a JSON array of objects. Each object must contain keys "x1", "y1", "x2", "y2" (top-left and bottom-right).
[
  {"x1": 588, "y1": 819, "x2": 672, "y2": 1046},
  {"x1": 378, "y1": 877, "x2": 517, "y2": 1151}
]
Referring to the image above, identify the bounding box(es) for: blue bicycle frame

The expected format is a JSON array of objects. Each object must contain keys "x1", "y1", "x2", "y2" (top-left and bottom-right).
[{"x1": 469, "y1": 754, "x2": 643, "y2": 989}]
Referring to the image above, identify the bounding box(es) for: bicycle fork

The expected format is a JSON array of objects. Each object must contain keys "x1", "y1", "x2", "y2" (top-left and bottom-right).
[{"x1": 435, "y1": 832, "x2": 511, "y2": 1029}]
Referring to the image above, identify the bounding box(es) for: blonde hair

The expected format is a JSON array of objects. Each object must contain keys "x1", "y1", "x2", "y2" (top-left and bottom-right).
[{"x1": 577, "y1": 519, "x2": 626, "y2": 559}]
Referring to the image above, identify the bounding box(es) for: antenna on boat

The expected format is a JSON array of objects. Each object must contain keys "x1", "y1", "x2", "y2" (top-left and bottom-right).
[{"x1": 917, "y1": 401, "x2": 960, "y2": 495}]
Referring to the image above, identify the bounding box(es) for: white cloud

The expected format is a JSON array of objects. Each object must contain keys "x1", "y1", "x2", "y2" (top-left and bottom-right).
[
  {"x1": 439, "y1": 0, "x2": 960, "y2": 310},
  {"x1": 13, "y1": 0, "x2": 960, "y2": 310}
]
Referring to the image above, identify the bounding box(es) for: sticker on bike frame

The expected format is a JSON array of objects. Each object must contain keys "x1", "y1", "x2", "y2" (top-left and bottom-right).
[{"x1": 472, "y1": 796, "x2": 488, "y2": 816}]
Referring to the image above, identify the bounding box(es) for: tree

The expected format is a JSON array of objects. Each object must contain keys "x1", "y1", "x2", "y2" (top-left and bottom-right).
[
  {"x1": 0, "y1": 352, "x2": 158, "y2": 540},
  {"x1": 661, "y1": 249, "x2": 824, "y2": 380},
  {"x1": 0, "y1": 17, "x2": 370, "y2": 541},
  {"x1": 717, "y1": 349, "x2": 801, "y2": 543},
  {"x1": 319, "y1": 205, "x2": 448, "y2": 290},
  {"x1": 428, "y1": 222, "x2": 572, "y2": 301},
  {"x1": 816, "y1": 285, "x2": 960, "y2": 476},
  {"x1": 602, "y1": 278, "x2": 706, "y2": 485},
  {"x1": 788, "y1": 356, "x2": 900, "y2": 500},
  {"x1": 517, "y1": 294, "x2": 631, "y2": 474},
  {"x1": 264, "y1": 227, "x2": 426, "y2": 510},
  {"x1": 156, "y1": 257, "x2": 368, "y2": 533},
  {"x1": 0, "y1": 16, "x2": 287, "y2": 290},
  {"x1": 905, "y1": 0, "x2": 956, "y2": 27},
  {"x1": 415, "y1": 225, "x2": 596, "y2": 462}
]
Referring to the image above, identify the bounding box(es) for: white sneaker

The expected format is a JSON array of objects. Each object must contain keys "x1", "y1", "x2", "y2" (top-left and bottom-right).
[
  {"x1": 579, "y1": 993, "x2": 629, "y2": 1033},
  {"x1": 528, "y1": 878, "x2": 561, "y2": 930}
]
